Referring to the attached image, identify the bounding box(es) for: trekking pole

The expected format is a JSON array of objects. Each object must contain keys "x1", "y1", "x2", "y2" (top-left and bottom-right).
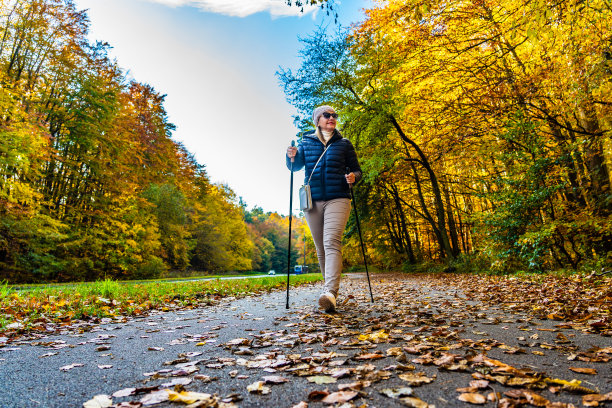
[
  {"x1": 346, "y1": 167, "x2": 374, "y2": 303},
  {"x1": 286, "y1": 141, "x2": 296, "y2": 309}
]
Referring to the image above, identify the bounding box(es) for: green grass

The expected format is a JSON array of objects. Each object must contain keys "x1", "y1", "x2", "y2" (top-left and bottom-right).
[
  {"x1": 0, "y1": 280, "x2": 11, "y2": 299},
  {"x1": 10, "y1": 271, "x2": 276, "y2": 291},
  {"x1": 0, "y1": 274, "x2": 323, "y2": 335},
  {"x1": 0, "y1": 273, "x2": 322, "y2": 335}
]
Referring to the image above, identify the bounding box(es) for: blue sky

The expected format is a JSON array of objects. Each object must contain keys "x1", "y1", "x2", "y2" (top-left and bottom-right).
[{"x1": 74, "y1": 0, "x2": 372, "y2": 214}]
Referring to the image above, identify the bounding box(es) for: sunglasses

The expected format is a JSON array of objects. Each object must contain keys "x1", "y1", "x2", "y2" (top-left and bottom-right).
[{"x1": 322, "y1": 112, "x2": 338, "y2": 119}]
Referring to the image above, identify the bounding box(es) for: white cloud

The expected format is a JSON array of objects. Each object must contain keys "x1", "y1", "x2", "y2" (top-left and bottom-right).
[{"x1": 144, "y1": 0, "x2": 318, "y2": 17}]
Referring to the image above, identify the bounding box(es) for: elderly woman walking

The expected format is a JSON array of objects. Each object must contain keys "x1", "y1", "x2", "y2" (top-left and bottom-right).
[{"x1": 286, "y1": 105, "x2": 362, "y2": 313}]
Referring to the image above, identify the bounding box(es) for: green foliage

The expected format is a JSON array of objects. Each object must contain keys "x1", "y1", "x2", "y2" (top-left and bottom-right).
[
  {"x1": 0, "y1": 1, "x2": 281, "y2": 283},
  {"x1": 280, "y1": 2, "x2": 611, "y2": 273},
  {"x1": 144, "y1": 184, "x2": 192, "y2": 270},
  {"x1": 244, "y1": 208, "x2": 301, "y2": 273}
]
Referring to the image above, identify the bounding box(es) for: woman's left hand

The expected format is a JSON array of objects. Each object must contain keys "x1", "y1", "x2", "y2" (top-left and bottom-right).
[{"x1": 345, "y1": 172, "x2": 356, "y2": 185}]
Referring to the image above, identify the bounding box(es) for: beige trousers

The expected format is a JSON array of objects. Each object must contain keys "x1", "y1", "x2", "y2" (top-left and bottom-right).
[{"x1": 304, "y1": 198, "x2": 351, "y2": 297}]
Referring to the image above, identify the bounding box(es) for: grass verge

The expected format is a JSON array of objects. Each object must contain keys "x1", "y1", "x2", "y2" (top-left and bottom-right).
[{"x1": 0, "y1": 274, "x2": 322, "y2": 338}]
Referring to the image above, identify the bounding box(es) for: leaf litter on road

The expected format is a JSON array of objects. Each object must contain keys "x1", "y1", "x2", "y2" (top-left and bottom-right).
[{"x1": 56, "y1": 273, "x2": 611, "y2": 407}]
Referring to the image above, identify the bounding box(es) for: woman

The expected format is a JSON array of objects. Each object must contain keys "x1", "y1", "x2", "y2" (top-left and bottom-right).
[{"x1": 286, "y1": 105, "x2": 362, "y2": 313}]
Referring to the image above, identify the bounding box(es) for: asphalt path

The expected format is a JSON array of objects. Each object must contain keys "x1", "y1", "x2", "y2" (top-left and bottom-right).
[{"x1": 1, "y1": 273, "x2": 610, "y2": 408}]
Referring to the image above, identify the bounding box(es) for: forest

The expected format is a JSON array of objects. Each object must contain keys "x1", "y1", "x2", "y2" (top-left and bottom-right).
[
  {"x1": 1, "y1": 0, "x2": 610, "y2": 283},
  {"x1": 280, "y1": 0, "x2": 611, "y2": 274},
  {"x1": 0, "y1": 0, "x2": 308, "y2": 283}
]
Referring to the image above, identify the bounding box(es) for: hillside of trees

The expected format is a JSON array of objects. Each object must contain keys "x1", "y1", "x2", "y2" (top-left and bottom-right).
[
  {"x1": 0, "y1": 0, "x2": 311, "y2": 283},
  {"x1": 1, "y1": 0, "x2": 609, "y2": 283},
  {"x1": 279, "y1": 0, "x2": 611, "y2": 273}
]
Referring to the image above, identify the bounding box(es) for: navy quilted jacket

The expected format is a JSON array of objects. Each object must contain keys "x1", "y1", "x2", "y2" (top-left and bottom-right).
[{"x1": 286, "y1": 129, "x2": 362, "y2": 201}]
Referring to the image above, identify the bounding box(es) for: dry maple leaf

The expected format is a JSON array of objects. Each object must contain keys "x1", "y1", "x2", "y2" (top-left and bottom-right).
[
  {"x1": 569, "y1": 367, "x2": 597, "y2": 375},
  {"x1": 83, "y1": 394, "x2": 113, "y2": 408},
  {"x1": 380, "y1": 387, "x2": 413, "y2": 398},
  {"x1": 338, "y1": 381, "x2": 371, "y2": 391},
  {"x1": 354, "y1": 352, "x2": 385, "y2": 360},
  {"x1": 262, "y1": 375, "x2": 289, "y2": 384},
  {"x1": 60, "y1": 363, "x2": 84, "y2": 371},
  {"x1": 246, "y1": 381, "x2": 271, "y2": 394},
  {"x1": 307, "y1": 375, "x2": 337, "y2": 384},
  {"x1": 583, "y1": 392, "x2": 612, "y2": 407},
  {"x1": 470, "y1": 380, "x2": 489, "y2": 389},
  {"x1": 358, "y1": 329, "x2": 389, "y2": 343},
  {"x1": 307, "y1": 390, "x2": 329, "y2": 401},
  {"x1": 387, "y1": 347, "x2": 404, "y2": 356},
  {"x1": 112, "y1": 388, "x2": 136, "y2": 398},
  {"x1": 167, "y1": 389, "x2": 215, "y2": 404},
  {"x1": 545, "y1": 378, "x2": 597, "y2": 394},
  {"x1": 400, "y1": 396, "x2": 435, "y2": 408},
  {"x1": 458, "y1": 392, "x2": 487, "y2": 405},
  {"x1": 399, "y1": 372, "x2": 435, "y2": 386},
  {"x1": 321, "y1": 391, "x2": 358, "y2": 404},
  {"x1": 140, "y1": 390, "x2": 169, "y2": 405},
  {"x1": 523, "y1": 390, "x2": 550, "y2": 407}
]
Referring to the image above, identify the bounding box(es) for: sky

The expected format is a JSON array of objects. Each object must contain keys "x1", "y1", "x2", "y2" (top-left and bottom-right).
[{"x1": 74, "y1": 0, "x2": 372, "y2": 215}]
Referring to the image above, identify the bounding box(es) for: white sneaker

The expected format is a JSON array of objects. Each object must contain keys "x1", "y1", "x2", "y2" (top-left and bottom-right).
[{"x1": 318, "y1": 292, "x2": 336, "y2": 313}]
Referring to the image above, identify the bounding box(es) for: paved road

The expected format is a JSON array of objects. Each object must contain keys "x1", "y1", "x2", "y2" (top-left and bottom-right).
[{"x1": 1, "y1": 274, "x2": 610, "y2": 407}]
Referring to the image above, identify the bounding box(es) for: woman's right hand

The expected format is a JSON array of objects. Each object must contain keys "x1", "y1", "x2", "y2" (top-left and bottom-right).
[{"x1": 287, "y1": 146, "x2": 297, "y2": 159}]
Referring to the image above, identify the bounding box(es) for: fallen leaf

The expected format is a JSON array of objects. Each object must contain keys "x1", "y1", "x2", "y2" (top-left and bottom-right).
[
  {"x1": 400, "y1": 396, "x2": 434, "y2": 408},
  {"x1": 247, "y1": 381, "x2": 271, "y2": 394},
  {"x1": 458, "y1": 393, "x2": 486, "y2": 404},
  {"x1": 161, "y1": 378, "x2": 192, "y2": 387},
  {"x1": 358, "y1": 330, "x2": 389, "y2": 343},
  {"x1": 583, "y1": 392, "x2": 612, "y2": 407},
  {"x1": 112, "y1": 388, "x2": 136, "y2": 398},
  {"x1": 353, "y1": 352, "x2": 385, "y2": 360},
  {"x1": 321, "y1": 391, "x2": 358, "y2": 404},
  {"x1": 380, "y1": 387, "x2": 413, "y2": 398},
  {"x1": 398, "y1": 372, "x2": 435, "y2": 386},
  {"x1": 307, "y1": 390, "x2": 329, "y2": 401},
  {"x1": 545, "y1": 377, "x2": 597, "y2": 393},
  {"x1": 522, "y1": 390, "x2": 549, "y2": 407},
  {"x1": 387, "y1": 347, "x2": 404, "y2": 356},
  {"x1": 338, "y1": 381, "x2": 371, "y2": 391},
  {"x1": 307, "y1": 375, "x2": 337, "y2": 384},
  {"x1": 114, "y1": 403, "x2": 143, "y2": 408},
  {"x1": 97, "y1": 365, "x2": 113, "y2": 369},
  {"x1": 60, "y1": 363, "x2": 84, "y2": 371},
  {"x1": 569, "y1": 367, "x2": 597, "y2": 375},
  {"x1": 194, "y1": 374, "x2": 217, "y2": 383},
  {"x1": 167, "y1": 389, "x2": 215, "y2": 404},
  {"x1": 262, "y1": 375, "x2": 289, "y2": 384},
  {"x1": 83, "y1": 394, "x2": 112, "y2": 408},
  {"x1": 147, "y1": 347, "x2": 164, "y2": 352},
  {"x1": 140, "y1": 390, "x2": 169, "y2": 406},
  {"x1": 469, "y1": 380, "x2": 489, "y2": 389},
  {"x1": 505, "y1": 376, "x2": 539, "y2": 386}
]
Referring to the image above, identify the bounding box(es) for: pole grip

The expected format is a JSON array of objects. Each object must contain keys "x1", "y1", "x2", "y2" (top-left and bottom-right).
[
  {"x1": 290, "y1": 140, "x2": 295, "y2": 163},
  {"x1": 345, "y1": 166, "x2": 352, "y2": 187}
]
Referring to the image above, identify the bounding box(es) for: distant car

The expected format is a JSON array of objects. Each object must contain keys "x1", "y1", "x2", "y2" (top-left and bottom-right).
[
  {"x1": 268, "y1": 270, "x2": 276, "y2": 275},
  {"x1": 293, "y1": 265, "x2": 308, "y2": 274}
]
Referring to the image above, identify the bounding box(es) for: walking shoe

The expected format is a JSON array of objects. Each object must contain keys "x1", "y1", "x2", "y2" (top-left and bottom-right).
[{"x1": 318, "y1": 292, "x2": 336, "y2": 313}]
